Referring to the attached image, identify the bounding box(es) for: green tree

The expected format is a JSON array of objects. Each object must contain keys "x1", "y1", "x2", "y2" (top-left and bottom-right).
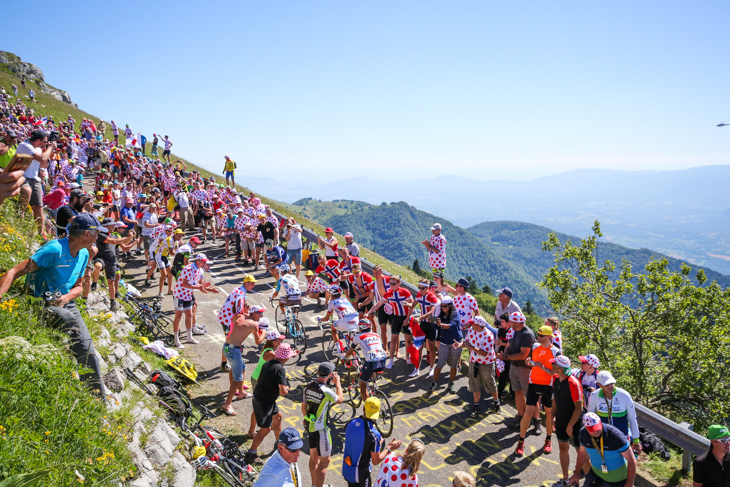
[
  {"x1": 482, "y1": 284, "x2": 492, "y2": 295},
  {"x1": 540, "y1": 221, "x2": 730, "y2": 428},
  {"x1": 466, "y1": 275, "x2": 479, "y2": 295},
  {"x1": 524, "y1": 300, "x2": 535, "y2": 315},
  {"x1": 412, "y1": 259, "x2": 422, "y2": 275}
]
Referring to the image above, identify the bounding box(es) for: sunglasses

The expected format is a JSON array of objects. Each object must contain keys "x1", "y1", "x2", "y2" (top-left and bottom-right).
[
  {"x1": 718, "y1": 437, "x2": 730, "y2": 444},
  {"x1": 283, "y1": 446, "x2": 301, "y2": 453}
]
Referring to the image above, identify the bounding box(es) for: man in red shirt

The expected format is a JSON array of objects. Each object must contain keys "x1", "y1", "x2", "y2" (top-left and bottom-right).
[{"x1": 43, "y1": 181, "x2": 70, "y2": 211}]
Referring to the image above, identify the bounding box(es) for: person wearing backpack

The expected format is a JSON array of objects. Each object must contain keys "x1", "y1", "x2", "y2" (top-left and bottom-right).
[{"x1": 342, "y1": 397, "x2": 402, "y2": 487}]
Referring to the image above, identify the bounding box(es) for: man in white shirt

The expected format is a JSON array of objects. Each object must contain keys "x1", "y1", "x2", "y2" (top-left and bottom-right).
[
  {"x1": 175, "y1": 185, "x2": 193, "y2": 231},
  {"x1": 284, "y1": 218, "x2": 303, "y2": 278},
  {"x1": 17, "y1": 130, "x2": 56, "y2": 237}
]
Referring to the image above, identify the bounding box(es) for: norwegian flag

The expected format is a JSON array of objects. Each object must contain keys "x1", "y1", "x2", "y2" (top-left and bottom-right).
[
  {"x1": 33, "y1": 116, "x2": 47, "y2": 127},
  {"x1": 385, "y1": 288, "x2": 411, "y2": 316}
]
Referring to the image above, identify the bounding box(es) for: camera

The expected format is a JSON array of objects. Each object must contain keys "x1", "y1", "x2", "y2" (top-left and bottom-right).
[{"x1": 47, "y1": 130, "x2": 59, "y2": 143}]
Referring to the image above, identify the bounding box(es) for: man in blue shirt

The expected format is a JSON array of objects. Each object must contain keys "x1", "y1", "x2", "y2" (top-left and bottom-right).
[
  {"x1": 252, "y1": 428, "x2": 303, "y2": 487},
  {"x1": 0, "y1": 213, "x2": 104, "y2": 394}
]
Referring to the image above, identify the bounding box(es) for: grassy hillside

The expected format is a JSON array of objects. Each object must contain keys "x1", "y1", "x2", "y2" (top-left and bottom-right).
[{"x1": 469, "y1": 220, "x2": 730, "y2": 288}]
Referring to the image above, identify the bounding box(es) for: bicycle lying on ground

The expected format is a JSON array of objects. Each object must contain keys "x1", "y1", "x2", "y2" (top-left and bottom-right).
[
  {"x1": 269, "y1": 297, "x2": 307, "y2": 355},
  {"x1": 122, "y1": 293, "x2": 172, "y2": 344}
]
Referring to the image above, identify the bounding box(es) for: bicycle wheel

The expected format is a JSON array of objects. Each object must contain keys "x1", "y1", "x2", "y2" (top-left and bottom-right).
[
  {"x1": 344, "y1": 365, "x2": 362, "y2": 407},
  {"x1": 373, "y1": 389, "x2": 394, "y2": 438},
  {"x1": 213, "y1": 465, "x2": 246, "y2": 487},
  {"x1": 274, "y1": 306, "x2": 287, "y2": 333},
  {"x1": 291, "y1": 319, "x2": 307, "y2": 355}
]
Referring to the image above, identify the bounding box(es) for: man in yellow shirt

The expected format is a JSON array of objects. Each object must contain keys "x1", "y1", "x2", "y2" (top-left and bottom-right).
[{"x1": 223, "y1": 155, "x2": 236, "y2": 188}]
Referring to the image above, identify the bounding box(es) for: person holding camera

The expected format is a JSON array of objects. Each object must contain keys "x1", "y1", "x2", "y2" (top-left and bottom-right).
[
  {"x1": 0, "y1": 213, "x2": 104, "y2": 394},
  {"x1": 17, "y1": 129, "x2": 56, "y2": 237}
]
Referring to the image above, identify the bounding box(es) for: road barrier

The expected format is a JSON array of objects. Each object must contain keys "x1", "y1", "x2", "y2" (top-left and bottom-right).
[{"x1": 260, "y1": 199, "x2": 711, "y2": 471}]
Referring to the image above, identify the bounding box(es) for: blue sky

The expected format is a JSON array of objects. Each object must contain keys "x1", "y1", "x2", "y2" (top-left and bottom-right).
[{"x1": 4, "y1": 1, "x2": 729, "y2": 181}]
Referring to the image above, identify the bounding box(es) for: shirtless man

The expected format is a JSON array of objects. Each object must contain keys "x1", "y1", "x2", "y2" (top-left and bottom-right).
[{"x1": 221, "y1": 305, "x2": 266, "y2": 415}]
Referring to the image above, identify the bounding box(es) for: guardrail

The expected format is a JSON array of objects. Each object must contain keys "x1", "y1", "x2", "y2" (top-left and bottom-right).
[{"x1": 256, "y1": 197, "x2": 711, "y2": 471}]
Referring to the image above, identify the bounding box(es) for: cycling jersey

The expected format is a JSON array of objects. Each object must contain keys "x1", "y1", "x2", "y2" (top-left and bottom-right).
[
  {"x1": 155, "y1": 235, "x2": 176, "y2": 257},
  {"x1": 276, "y1": 274, "x2": 302, "y2": 296},
  {"x1": 352, "y1": 331, "x2": 387, "y2": 362},
  {"x1": 304, "y1": 382, "x2": 338, "y2": 432},
  {"x1": 587, "y1": 387, "x2": 640, "y2": 441},
  {"x1": 529, "y1": 343, "x2": 561, "y2": 385},
  {"x1": 343, "y1": 417, "x2": 382, "y2": 485},
  {"x1": 328, "y1": 297, "x2": 357, "y2": 320},
  {"x1": 267, "y1": 246, "x2": 288, "y2": 264}
]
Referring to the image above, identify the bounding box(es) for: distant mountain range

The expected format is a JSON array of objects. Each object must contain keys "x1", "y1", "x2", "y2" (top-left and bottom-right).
[
  {"x1": 285, "y1": 198, "x2": 730, "y2": 311},
  {"x1": 245, "y1": 165, "x2": 730, "y2": 275}
]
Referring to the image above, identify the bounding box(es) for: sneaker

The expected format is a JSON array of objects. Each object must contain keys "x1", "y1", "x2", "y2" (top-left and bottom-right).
[
  {"x1": 244, "y1": 453, "x2": 263, "y2": 465},
  {"x1": 514, "y1": 441, "x2": 525, "y2": 457},
  {"x1": 110, "y1": 300, "x2": 119, "y2": 311},
  {"x1": 470, "y1": 405, "x2": 479, "y2": 418},
  {"x1": 533, "y1": 418, "x2": 543, "y2": 436},
  {"x1": 144, "y1": 280, "x2": 151, "y2": 287},
  {"x1": 428, "y1": 382, "x2": 436, "y2": 392},
  {"x1": 428, "y1": 367, "x2": 435, "y2": 378},
  {"x1": 552, "y1": 479, "x2": 570, "y2": 487},
  {"x1": 385, "y1": 358, "x2": 393, "y2": 370},
  {"x1": 157, "y1": 292, "x2": 164, "y2": 298},
  {"x1": 220, "y1": 362, "x2": 231, "y2": 373},
  {"x1": 492, "y1": 401, "x2": 501, "y2": 413},
  {"x1": 543, "y1": 439, "x2": 553, "y2": 454},
  {"x1": 446, "y1": 382, "x2": 456, "y2": 394},
  {"x1": 192, "y1": 326, "x2": 207, "y2": 335},
  {"x1": 90, "y1": 282, "x2": 98, "y2": 291},
  {"x1": 408, "y1": 367, "x2": 419, "y2": 378}
]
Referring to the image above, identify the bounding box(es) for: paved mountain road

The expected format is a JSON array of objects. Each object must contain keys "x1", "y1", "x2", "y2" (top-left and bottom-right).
[{"x1": 122, "y1": 235, "x2": 565, "y2": 487}]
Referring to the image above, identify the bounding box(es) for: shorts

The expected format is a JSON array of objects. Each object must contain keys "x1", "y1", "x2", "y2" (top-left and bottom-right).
[
  {"x1": 509, "y1": 364, "x2": 531, "y2": 392},
  {"x1": 376, "y1": 307, "x2": 391, "y2": 327},
  {"x1": 468, "y1": 362, "x2": 497, "y2": 394},
  {"x1": 420, "y1": 319, "x2": 439, "y2": 342},
  {"x1": 281, "y1": 295, "x2": 302, "y2": 307},
  {"x1": 252, "y1": 398, "x2": 278, "y2": 429},
  {"x1": 223, "y1": 344, "x2": 246, "y2": 382},
  {"x1": 155, "y1": 253, "x2": 170, "y2": 268},
  {"x1": 286, "y1": 248, "x2": 302, "y2": 265},
  {"x1": 142, "y1": 235, "x2": 152, "y2": 250},
  {"x1": 175, "y1": 298, "x2": 193, "y2": 312},
  {"x1": 583, "y1": 469, "x2": 627, "y2": 487},
  {"x1": 390, "y1": 315, "x2": 407, "y2": 335},
  {"x1": 162, "y1": 149, "x2": 171, "y2": 156},
  {"x1": 436, "y1": 341, "x2": 461, "y2": 369},
  {"x1": 307, "y1": 428, "x2": 332, "y2": 457},
  {"x1": 26, "y1": 177, "x2": 43, "y2": 206},
  {"x1": 240, "y1": 239, "x2": 255, "y2": 252},
  {"x1": 333, "y1": 314, "x2": 359, "y2": 333},
  {"x1": 526, "y1": 383, "x2": 554, "y2": 408},
  {"x1": 555, "y1": 415, "x2": 582, "y2": 447},
  {"x1": 93, "y1": 257, "x2": 117, "y2": 280},
  {"x1": 356, "y1": 297, "x2": 371, "y2": 313},
  {"x1": 225, "y1": 171, "x2": 234, "y2": 179},
  {"x1": 359, "y1": 359, "x2": 385, "y2": 382},
  {"x1": 255, "y1": 241, "x2": 264, "y2": 249}
]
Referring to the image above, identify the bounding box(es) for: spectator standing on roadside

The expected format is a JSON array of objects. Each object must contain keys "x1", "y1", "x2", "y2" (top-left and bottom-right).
[
  {"x1": 547, "y1": 316, "x2": 563, "y2": 351},
  {"x1": 223, "y1": 155, "x2": 236, "y2": 187},
  {"x1": 150, "y1": 133, "x2": 159, "y2": 156},
  {"x1": 111, "y1": 120, "x2": 118, "y2": 143},
  {"x1": 494, "y1": 287, "x2": 521, "y2": 325},
  {"x1": 17, "y1": 129, "x2": 55, "y2": 237},
  {"x1": 514, "y1": 324, "x2": 559, "y2": 456},
  {"x1": 247, "y1": 343, "x2": 295, "y2": 465},
  {"x1": 586, "y1": 371, "x2": 642, "y2": 454},
  {"x1": 319, "y1": 227, "x2": 339, "y2": 261},
  {"x1": 175, "y1": 184, "x2": 194, "y2": 231},
  {"x1": 252, "y1": 428, "x2": 303, "y2": 487},
  {"x1": 453, "y1": 277, "x2": 480, "y2": 330},
  {"x1": 344, "y1": 232, "x2": 360, "y2": 257},
  {"x1": 569, "y1": 413, "x2": 637, "y2": 487},
  {"x1": 498, "y1": 311, "x2": 535, "y2": 429},
  {"x1": 551, "y1": 355, "x2": 584, "y2": 487},
  {"x1": 693, "y1": 424, "x2": 730, "y2": 487},
  {"x1": 162, "y1": 135, "x2": 172, "y2": 163},
  {"x1": 221, "y1": 306, "x2": 265, "y2": 415},
  {"x1": 421, "y1": 222, "x2": 446, "y2": 272},
  {"x1": 427, "y1": 296, "x2": 462, "y2": 393},
  {"x1": 463, "y1": 315, "x2": 500, "y2": 416},
  {"x1": 574, "y1": 354, "x2": 601, "y2": 400},
  {"x1": 171, "y1": 254, "x2": 216, "y2": 348},
  {"x1": 367, "y1": 274, "x2": 413, "y2": 370},
  {"x1": 283, "y1": 218, "x2": 303, "y2": 278}
]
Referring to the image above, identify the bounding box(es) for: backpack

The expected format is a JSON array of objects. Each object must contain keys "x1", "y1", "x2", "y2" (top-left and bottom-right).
[
  {"x1": 305, "y1": 250, "x2": 320, "y2": 271},
  {"x1": 157, "y1": 385, "x2": 193, "y2": 419},
  {"x1": 149, "y1": 369, "x2": 180, "y2": 389}
]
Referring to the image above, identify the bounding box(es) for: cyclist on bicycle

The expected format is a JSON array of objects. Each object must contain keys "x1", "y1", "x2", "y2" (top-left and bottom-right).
[
  {"x1": 302, "y1": 362, "x2": 344, "y2": 487},
  {"x1": 344, "y1": 318, "x2": 388, "y2": 403},
  {"x1": 321, "y1": 285, "x2": 359, "y2": 355},
  {"x1": 271, "y1": 264, "x2": 302, "y2": 315}
]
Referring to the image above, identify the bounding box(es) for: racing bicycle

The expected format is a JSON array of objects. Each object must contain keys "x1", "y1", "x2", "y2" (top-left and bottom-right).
[
  {"x1": 269, "y1": 297, "x2": 307, "y2": 355},
  {"x1": 123, "y1": 293, "x2": 172, "y2": 344}
]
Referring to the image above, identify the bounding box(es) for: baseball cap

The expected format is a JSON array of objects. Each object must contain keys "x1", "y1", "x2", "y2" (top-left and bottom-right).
[
  {"x1": 431, "y1": 223, "x2": 442, "y2": 231},
  {"x1": 468, "y1": 316, "x2": 488, "y2": 327},
  {"x1": 236, "y1": 208, "x2": 244, "y2": 213},
  {"x1": 194, "y1": 253, "x2": 208, "y2": 262},
  {"x1": 509, "y1": 311, "x2": 526, "y2": 323},
  {"x1": 57, "y1": 181, "x2": 65, "y2": 187},
  {"x1": 597, "y1": 371, "x2": 617, "y2": 386},
  {"x1": 265, "y1": 330, "x2": 285, "y2": 341},
  {"x1": 440, "y1": 296, "x2": 453, "y2": 305},
  {"x1": 496, "y1": 287, "x2": 513, "y2": 298},
  {"x1": 318, "y1": 362, "x2": 335, "y2": 377},
  {"x1": 189, "y1": 236, "x2": 201, "y2": 244},
  {"x1": 708, "y1": 425, "x2": 730, "y2": 440},
  {"x1": 67, "y1": 213, "x2": 101, "y2": 232},
  {"x1": 174, "y1": 229, "x2": 183, "y2": 234},
  {"x1": 364, "y1": 397, "x2": 381, "y2": 420},
  {"x1": 550, "y1": 355, "x2": 572, "y2": 368},
  {"x1": 249, "y1": 304, "x2": 266, "y2": 314},
  {"x1": 101, "y1": 217, "x2": 118, "y2": 226},
  {"x1": 325, "y1": 227, "x2": 334, "y2": 233},
  {"x1": 344, "y1": 232, "x2": 354, "y2": 238},
  {"x1": 278, "y1": 428, "x2": 304, "y2": 450},
  {"x1": 456, "y1": 278, "x2": 470, "y2": 288},
  {"x1": 305, "y1": 270, "x2": 314, "y2": 277},
  {"x1": 265, "y1": 239, "x2": 274, "y2": 247},
  {"x1": 243, "y1": 275, "x2": 257, "y2": 283},
  {"x1": 538, "y1": 325, "x2": 553, "y2": 336},
  {"x1": 70, "y1": 189, "x2": 90, "y2": 200},
  {"x1": 274, "y1": 343, "x2": 295, "y2": 360},
  {"x1": 583, "y1": 412, "x2": 603, "y2": 433},
  {"x1": 5, "y1": 129, "x2": 17, "y2": 138},
  {"x1": 579, "y1": 354, "x2": 600, "y2": 369}
]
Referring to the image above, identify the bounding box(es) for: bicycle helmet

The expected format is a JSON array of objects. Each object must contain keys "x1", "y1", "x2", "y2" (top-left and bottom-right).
[
  {"x1": 358, "y1": 318, "x2": 372, "y2": 332},
  {"x1": 190, "y1": 456, "x2": 211, "y2": 470},
  {"x1": 329, "y1": 285, "x2": 342, "y2": 298},
  {"x1": 192, "y1": 446, "x2": 207, "y2": 459},
  {"x1": 279, "y1": 264, "x2": 291, "y2": 274}
]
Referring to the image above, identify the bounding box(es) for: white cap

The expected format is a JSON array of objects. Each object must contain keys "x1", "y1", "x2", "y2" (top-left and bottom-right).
[{"x1": 597, "y1": 370, "x2": 617, "y2": 386}]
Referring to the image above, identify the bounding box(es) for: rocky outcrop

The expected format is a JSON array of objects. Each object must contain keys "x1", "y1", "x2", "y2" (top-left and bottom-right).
[{"x1": 0, "y1": 51, "x2": 74, "y2": 105}]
